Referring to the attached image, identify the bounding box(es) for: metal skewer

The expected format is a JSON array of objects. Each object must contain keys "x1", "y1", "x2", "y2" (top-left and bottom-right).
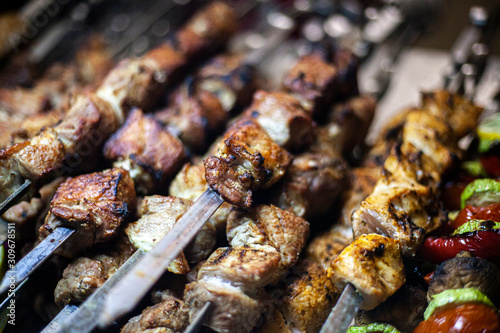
[
  {"x1": 184, "y1": 302, "x2": 213, "y2": 333},
  {"x1": 0, "y1": 179, "x2": 31, "y2": 217}
]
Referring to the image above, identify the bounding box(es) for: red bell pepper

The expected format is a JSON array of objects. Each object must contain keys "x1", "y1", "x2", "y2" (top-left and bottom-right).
[
  {"x1": 418, "y1": 230, "x2": 500, "y2": 265},
  {"x1": 481, "y1": 155, "x2": 500, "y2": 178},
  {"x1": 450, "y1": 203, "x2": 500, "y2": 230}
]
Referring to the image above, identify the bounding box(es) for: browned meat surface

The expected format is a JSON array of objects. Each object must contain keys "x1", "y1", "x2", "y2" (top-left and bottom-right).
[
  {"x1": 0, "y1": 88, "x2": 50, "y2": 119},
  {"x1": 39, "y1": 168, "x2": 136, "y2": 257},
  {"x1": 197, "y1": 53, "x2": 255, "y2": 112},
  {"x1": 305, "y1": 224, "x2": 352, "y2": 270},
  {"x1": 104, "y1": 109, "x2": 186, "y2": 194},
  {"x1": 428, "y1": 256, "x2": 500, "y2": 306},
  {"x1": 356, "y1": 283, "x2": 427, "y2": 333},
  {"x1": 156, "y1": 81, "x2": 227, "y2": 152},
  {"x1": 340, "y1": 167, "x2": 381, "y2": 227},
  {"x1": 169, "y1": 162, "x2": 232, "y2": 232},
  {"x1": 74, "y1": 35, "x2": 114, "y2": 85},
  {"x1": 328, "y1": 234, "x2": 405, "y2": 310},
  {"x1": 121, "y1": 294, "x2": 189, "y2": 333},
  {"x1": 126, "y1": 195, "x2": 215, "y2": 272},
  {"x1": 331, "y1": 46, "x2": 359, "y2": 99},
  {"x1": 282, "y1": 54, "x2": 337, "y2": 116},
  {"x1": 243, "y1": 90, "x2": 314, "y2": 151},
  {"x1": 272, "y1": 259, "x2": 339, "y2": 333},
  {"x1": 227, "y1": 204, "x2": 309, "y2": 269},
  {"x1": 205, "y1": 118, "x2": 292, "y2": 207},
  {"x1": 175, "y1": 1, "x2": 237, "y2": 59},
  {"x1": 54, "y1": 235, "x2": 135, "y2": 305},
  {"x1": 328, "y1": 95, "x2": 376, "y2": 156},
  {"x1": 7, "y1": 110, "x2": 64, "y2": 146},
  {"x1": 184, "y1": 279, "x2": 262, "y2": 333},
  {"x1": 273, "y1": 151, "x2": 347, "y2": 219}
]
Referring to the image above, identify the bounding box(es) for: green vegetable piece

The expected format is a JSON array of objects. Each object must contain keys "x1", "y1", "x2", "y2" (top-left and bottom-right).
[
  {"x1": 478, "y1": 113, "x2": 500, "y2": 153},
  {"x1": 462, "y1": 161, "x2": 488, "y2": 177},
  {"x1": 424, "y1": 288, "x2": 496, "y2": 320},
  {"x1": 460, "y1": 179, "x2": 500, "y2": 209},
  {"x1": 452, "y1": 219, "x2": 500, "y2": 235},
  {"x1": 346, "y1": 323, "x2": 401, "y2": 333}
]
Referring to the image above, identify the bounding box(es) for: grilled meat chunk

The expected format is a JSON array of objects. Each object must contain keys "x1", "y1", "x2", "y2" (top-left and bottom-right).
[
  {"x1": 282, "y1": 54, "x2": 337, "y2": 115},
  {"x1": 175, "y1": 1, "x2": 237, "y2": 59},
  {"x1": 305, "y1": 224, "x2": 352, "y2": 270},
  {"x1": 197, "y1": 53, "x2": 255, "y2": 112},
  {"x1": 126, "y1": 195, "x2": 215, "y2": 273},
  {"x1": 121, "y1": 294, "x2": 189, "y2": 333},
  {"x1": 273, "y1": 151, "x2": 347, "y2": 219},
  {"x1": 243, "y1": 90, "x2": 314, "y2": 151},
  {"x1": 156, "y1": 80, "x2": 227, "y2": 153},
  {"x1": 328, "y1": 95, "x2": 376, "y2": 156},
  {"x1": 227, "y1": 204, "x2": 309, "y2": 269},
  {"x1": 328, "y1": 234, "x2": 405, "y2": 310},
  {"x1": 274, "y1": 259, "x2": 339, "y2": 333},
  {"x1": 169, "y1": 162, "x2": 231, "y2": 232},
  {"x1": 104, "y1": 109, "x2": 186, "y2": 194},
  {"x1": 428, "y1": 256, "x2": 500, "y2": 306},
  {"x1": 356, "y1": 283, "x2": 427, "y2": 333},
  {"x1": 54, "y1": 235, "x2": 135, "y2": 305},
  {"x1": 0, "y1": 88, "x2": 50, "y2": 119},
  {"x1": 331, "y1": 45, "x2": 359, "y2": 99},
  {"x1": 39, "y1": 168, "x2": 136, "y2": 257},
  {"x1": 204, "y1": 118, "x2": 292, "y2": 207},
  {"x1": 184, "y1": 279, "x2": 262, "y2": 333}
]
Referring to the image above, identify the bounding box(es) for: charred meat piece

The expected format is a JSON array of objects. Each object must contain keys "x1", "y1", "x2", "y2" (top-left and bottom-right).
[
  {"x1": 273, "y1": 151, "x2": 347, "y2": 219},
  {"x1": 121, "y1": 293, "x2": 189, "y2": 333},
  {"x1": 126, "y1": 195, "x2": 215, "y2": 271},
  {"x1": 156, "y1": 79, "x2": 227, "y2": 153},
  {"x1": 204, "y1": 118, "x2": 292, "y2": 207},
  {"x1": 305, "y1": 224, "x2": 352, "y2": 270},
  {"x1": 54, "y1": 235, "x2": 135, "y2": 305},
  {"x1": 0, "y1": 88, "x2": 50, "y2": 119},
  {"x1": 282, "y1": 54, "x2": 337, "y2": 116},
  {"x1": 273, "y1": 259, "x2": 339, "y2": 333},
  {"x1": 169, "y1": 162, "x2": 232, "y2": 232},
  {"x1": 328, "y1": 95, "x2": 376, "y2": 156},
  {"x1": 74, "y1": 35, "x2": 114, "y2": 86},
  {"x1": 331, "y1": 45, "x2": 359, "y2": 100},
  {"x1": 197, "y1": 53, "x2": 255, "y2": 112},
  {"x1": 39, "y1": 168, "x2": 136, "y2": 257},
  {"x1": 227, "y1": 204, "x2": 309, "y2": 269},
  {"x1": 104, "y1": 109, "x2": 186, "y2": 194},
  {"x1": 356, "y1": 283, "x2": 427, "y2": 333},
  {"x1": 328, "y1": 234, "x2": 405, "y2": 310},
  {"x1": 428, "y1": 256, "x2": 500, "y2": 306},
  {"x1": 175, "y1": 1, "x2": 237, "y2": 59},
  {"x1": 243, "y1": 90, "x2": 314, "y2": 151}
]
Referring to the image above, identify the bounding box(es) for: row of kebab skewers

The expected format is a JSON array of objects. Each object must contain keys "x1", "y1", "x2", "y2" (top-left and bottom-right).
[{"x1": 0, "y1": 1, "x2": 495, "y2": 332}]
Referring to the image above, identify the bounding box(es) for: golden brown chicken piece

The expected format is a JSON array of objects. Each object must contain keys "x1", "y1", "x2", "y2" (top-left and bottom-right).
[
  {"x1": 305, "y1": 224, "x2": 352, "y2": 270},
  {"x1": 266, "y1": 259, "x2": 340, "y2": 333},
  {"x1": 169, "y1": 162, "x2": 232, "y2": 232},
  {"x1": 104, "y1": 109, "x2": 186, "y2": 194},
  {"x1": 39, "y1": 168, "x2": 136, "y2": 257},
  {"x1": 242, "y1": 90, "x2": 314, "y2": 151},
  {"x1": 328, "y1": 234, "x2": 405, "y2": 310},
  {"x1": 204, "y1": 118, "x2": 292, "y2": 207},
  {"x1": 282, "y1": 54, "x2": 337, "y2": 115},
  {"x1": 227, "y1": 204, "x2": 309, "y2": 269},
  {"x1": 121, "y1": 293, "x2": 189, "y2": 333}
]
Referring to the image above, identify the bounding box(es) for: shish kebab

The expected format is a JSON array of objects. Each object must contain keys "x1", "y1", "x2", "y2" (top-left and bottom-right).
[
  {"x1": 40, "y1": 15, "x2": 294, "y2": 330},
  {"x1": 0, "y1": 0, "x2": 241, "y2": 294},
  {"x1": 319, "y1": 28, "x2": 487, "y2": 333}
]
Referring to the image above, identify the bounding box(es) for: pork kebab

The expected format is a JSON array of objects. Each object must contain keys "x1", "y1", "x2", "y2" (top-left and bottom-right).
[{"x1": 0, "y1": 0, "x2": 243, "y2": 293}]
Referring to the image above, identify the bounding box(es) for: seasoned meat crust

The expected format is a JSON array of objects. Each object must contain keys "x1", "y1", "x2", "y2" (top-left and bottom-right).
[
  {"x1": 104, "y1": 109, "x2": 186, "y2": 194},
  {"x1": 39, "y1": 168, "x2": 136, "y2": 257},
  {"x1": 305, "y1": 224, "x2": 352, "y2": 270},
  {"x1": 227, "y1": 204, "x2": 309, "y2": 269},
  {"x1": 282, "y1": 54, "x2": 337, "y2": 115},
  {"x1": 205, "y1": 118, "x2": 292, "y2": 207},
  {"x1": 328, "y1": 234, "x2": 405, "y2": 310},
  {"x1": 121, "y1": 294, "x2": 189, "y2": 333},
  {"x1": 243, "y1": 90, "x2": 314, "y2": 151}
]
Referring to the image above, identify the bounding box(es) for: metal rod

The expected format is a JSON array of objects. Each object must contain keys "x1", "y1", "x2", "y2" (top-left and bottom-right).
[
  {"x1": 40, "y1": 304, "x2": 78, "y2": 333},
  {"x1": 184, "y1": 302, "x2": 213, "y2": 333},
  {"x1": 0, "y1": 227, "x2": 75, "y2": 294},
  {"x1": 319, "y1": 283, "x2": 362, "y2": 333},
  {"x1": 0, "y1": 179, "x2": 31, "y2": 217}
]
